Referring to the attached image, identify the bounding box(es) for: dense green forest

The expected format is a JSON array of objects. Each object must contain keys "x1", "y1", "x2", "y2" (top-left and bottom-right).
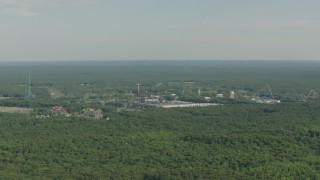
[
  {"x1": 0, "y1": 61, "x2": 320, "y2": 179},
  {"x1": 1, "y1": 103, "x2": 320, "y2": 179}
]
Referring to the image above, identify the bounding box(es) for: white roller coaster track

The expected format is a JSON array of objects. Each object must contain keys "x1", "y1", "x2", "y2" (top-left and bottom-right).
[{"x1": 285, "y1": 89, "x2": 319, "y2": 102}]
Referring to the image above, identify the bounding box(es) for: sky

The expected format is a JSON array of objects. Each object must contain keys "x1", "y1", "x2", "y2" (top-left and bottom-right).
[{"x1": 0, "y1": 0, "x2": 320, "y2": 61}]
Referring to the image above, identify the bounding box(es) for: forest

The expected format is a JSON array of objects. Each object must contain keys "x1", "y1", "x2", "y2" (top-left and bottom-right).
[{"x1": 0, "y1": 61, "x2": 320, "y2": 179}]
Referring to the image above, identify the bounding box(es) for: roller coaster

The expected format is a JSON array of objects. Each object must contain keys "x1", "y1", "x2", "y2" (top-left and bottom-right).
[
  {"x1": 252, "y1": 85, "x2": 281, "y2": 104},
  {"x1": 284, "y1": 89, "x2": 319, "y2": 102},
  {"x1": 235, "y1": 90, "x2": 250, "y2": 99}
]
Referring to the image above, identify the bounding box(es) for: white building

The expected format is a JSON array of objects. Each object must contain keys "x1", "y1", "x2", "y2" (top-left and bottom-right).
[
  {"x1": 230, "y1": 91, "x2": 235, "y2": 99},
  {"x1": 216, "y1": 94, "x2": 224, "y2": 98}
]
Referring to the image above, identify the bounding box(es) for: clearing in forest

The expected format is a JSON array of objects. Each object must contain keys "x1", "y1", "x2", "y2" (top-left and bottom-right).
[{"x1": 0, "y1": 106, "x2": 32, "y2": 113}]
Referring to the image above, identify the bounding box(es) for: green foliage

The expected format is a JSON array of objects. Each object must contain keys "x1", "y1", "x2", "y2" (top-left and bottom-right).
[{"x1": 0, "y1": 102, "x2": 320, "y2": 178}]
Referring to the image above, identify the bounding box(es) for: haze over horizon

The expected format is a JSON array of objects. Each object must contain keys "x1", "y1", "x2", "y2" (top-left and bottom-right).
[{"x1": 1, "y1": 0, "x2": 320, "y2": 61}]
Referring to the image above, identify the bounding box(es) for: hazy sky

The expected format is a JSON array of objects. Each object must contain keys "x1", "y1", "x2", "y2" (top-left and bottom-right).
[{"x1": 1, "y1": 0, "x2": 320, "y2": 61}]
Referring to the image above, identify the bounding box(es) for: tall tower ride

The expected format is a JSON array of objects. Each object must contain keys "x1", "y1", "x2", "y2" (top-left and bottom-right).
[
  {"x1": 137, "y1": 82, "x2": 141, "y2": 97},
  {"x1": 24, "y1": 73, "x2": 31, "y2": 101}
]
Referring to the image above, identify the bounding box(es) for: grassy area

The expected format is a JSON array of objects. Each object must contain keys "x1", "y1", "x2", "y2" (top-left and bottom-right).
[{"x1": 0, "y1": 106, "x2": 32, "y2": 113}]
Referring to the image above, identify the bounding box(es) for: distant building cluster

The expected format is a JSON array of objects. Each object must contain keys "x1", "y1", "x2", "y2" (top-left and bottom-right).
[
  {"x1": 51, "y1": 106, "x2": 70, "y2": 116},
  {"x1": 251, "y1": 98, "x2": 281, "y2": 104},
  {"x1": 160, "y1": 101, "x2": 220, "y2": 108}
]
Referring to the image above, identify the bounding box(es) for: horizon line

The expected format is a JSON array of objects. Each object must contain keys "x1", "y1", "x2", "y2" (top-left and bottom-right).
[{"x1": 1, "y1": 59, "x2": 320, "y2": 63}]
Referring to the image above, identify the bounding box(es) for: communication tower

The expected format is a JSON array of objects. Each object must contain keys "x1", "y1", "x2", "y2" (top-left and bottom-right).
[
  {"x1": 24, "y1": 73, "x2": 31, "y2": 101},
  {"x1": 137, "y1": 82, "x2": 141, "y2": 97}
]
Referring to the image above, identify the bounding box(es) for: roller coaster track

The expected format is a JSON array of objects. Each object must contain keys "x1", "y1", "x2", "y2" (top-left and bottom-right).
[
  {"x1": 284, "y1": 89, "x2": 319, "y2": 102},
  {"x1": 300, "y1": 90, "x2": 319, "y2": 101},
  {"x1": 255, "y1": 85, "x2": 275, "y2": 100},
  {"x1": 235, "y1": 90, "x2": 249, "y2": 99}
]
